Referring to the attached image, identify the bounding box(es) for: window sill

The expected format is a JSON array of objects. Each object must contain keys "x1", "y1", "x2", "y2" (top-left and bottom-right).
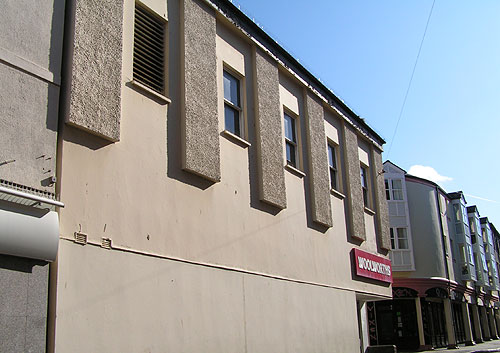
[
  {"x1": 129, "y1": 80, "x2": 171, "y2": 105},
  {"x1": 364, "y1": 206, "x2": 376, "y2": 215},
  {"x1": 330, "y1": 188, "x2": 345, "y2": 200},
  {"x1": 222, "y1": 130, "x2": 251, "y2": 147},
  {"x1": 284, "y1": 164, "x2": 306, "y2": 178}
]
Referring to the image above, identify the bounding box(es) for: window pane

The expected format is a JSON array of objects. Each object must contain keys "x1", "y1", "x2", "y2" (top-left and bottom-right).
[
  {"x1": 286, "y1": 141, "x2": 296, "y2": 167},
  {"x1": 390, "y1": 228, "x2": 395, "y2": 249},
  {"x1": 330, "y1": 168, "x2": 337, "y2": 190},
  {"x1": 385, "y1": 179, "x2": 390, "y2": 200},
  {"x1": 391, "y1": 179, "x2": 403, "y2": 200},
  {"x1": 224, "y1": 105, "x2": 240, "y2": 136},
  {"x1": 360, "y1": 167, "x2": 366, "y2": 188},
  {"x1": 392, "y1": 179, "x2": 402, "y2": 189},
  {"x1": 284, "y1": 113, "x2": 295, "y2": 142},
  {"x1": 398, "y1": 238, "x2": 408, "y2": 250},
  {"x1": 468, "y1": 245, "x2": 474, "y2": 265},
  {"x1": 223, "y1": 71, "x2": 239, "y2": 106},
  {"x1": 392, "y1": 190, "x2": 403, "y2": 200},
  {"x1": 362, "y1": 188, "x2": 368, "y2": 207},
  {"x1": 360, "y1": 166, "x2": 368, "y2": 207},
  {"x1": 453, "y1": 204, "x2": 460, "y2": 222},
  {"x1": 459, "y1": 244, "x2": 466, "y2": 263},
  {"x1": 328, "y1": 145, "x2": 337, "y2": 190},
  {"x1": 397, "y1": 228, "x2": 408, "y2": 249},
  {"x1": 328, "y1": 145, "x2": 336, "y2": 169}
]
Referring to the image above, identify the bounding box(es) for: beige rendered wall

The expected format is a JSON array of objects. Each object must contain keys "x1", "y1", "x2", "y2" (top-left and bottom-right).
[
  {"x1": 58, "y1": 0, "x2": 389, "y2": 296},
  {"x1": 55, "y1": 0, "x2": 390, "y2": 350},
  {"x1": 54, "y1": 241, "x2": 360, "y2": 353}
]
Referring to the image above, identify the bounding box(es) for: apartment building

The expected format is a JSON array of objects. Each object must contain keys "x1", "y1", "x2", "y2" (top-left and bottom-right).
[
  {"x1": 0, "y1": 1, "x2": 65, "y2": 352},
  {"x1": 0, "y1": 0, "x2": 394, "y2": 352},
  {"x1": 371, "y1": 161, "x2": 500, "y2": 351}
]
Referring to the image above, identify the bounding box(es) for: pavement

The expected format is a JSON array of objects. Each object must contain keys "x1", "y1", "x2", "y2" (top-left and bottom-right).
[{"x1": 404, "y1": 339, "x2": 500, "y2": 353}]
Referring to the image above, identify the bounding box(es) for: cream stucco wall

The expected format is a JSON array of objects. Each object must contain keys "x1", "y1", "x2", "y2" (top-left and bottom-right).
[
  {"x1": 54, "y1": 0, "x2": 391, "y2": 351},
  {"x1": 54, "y1": 241, "x2": 361, "y2": 353},
  {"x1": 58, "y1": 0, "x2": 390, "y2": 295}
]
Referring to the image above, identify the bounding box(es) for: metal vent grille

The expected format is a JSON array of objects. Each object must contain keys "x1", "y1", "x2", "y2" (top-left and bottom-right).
[
  {"x1": 74, "y1": 232, "x2": 88, "y2": 245},
  {"x1": 0, "y1": 179, "x2": 56, "y2": 200},
  {"x1": 101, "y1": 238, "x2": 112, "y2": 249},
  {"x1": 133, "y1": 4, "x2": 165, "y2": 94}
]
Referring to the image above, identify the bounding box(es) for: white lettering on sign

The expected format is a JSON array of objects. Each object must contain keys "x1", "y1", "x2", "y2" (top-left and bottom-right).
[{"x1": 357, "y1": 256, "x2": 392, "y2": 276}]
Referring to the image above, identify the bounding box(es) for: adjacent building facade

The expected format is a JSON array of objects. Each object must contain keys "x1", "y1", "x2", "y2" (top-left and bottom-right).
[
  {"x1": 0, "y1": 1, "x2": 66, "y2": 352},
  {"x1": 370, "y1": 161, "x2": 500, "y2": 351},
  {"x1": 1, "y1": 0, "x2": 394, "y2": 352}
]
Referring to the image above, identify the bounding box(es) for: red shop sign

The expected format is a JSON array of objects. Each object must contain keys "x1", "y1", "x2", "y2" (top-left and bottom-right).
[{"x1": 353, "y1": 248, "x2": 392, "y2": 283}]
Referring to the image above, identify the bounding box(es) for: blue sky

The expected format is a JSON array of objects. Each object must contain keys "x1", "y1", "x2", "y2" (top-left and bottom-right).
[{"x1": 233, "y1": 0, "x2": 500, "y2": 226}]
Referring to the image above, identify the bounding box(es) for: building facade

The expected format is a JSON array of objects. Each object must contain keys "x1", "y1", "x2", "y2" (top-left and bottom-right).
[
  {"x1": 371, "y1": 161, "x2": 500, "y2": 351},
  {"x1": 0, "y1": 1, "x2": 66, "y2": 352},
  {"x1": 0, "y1": 0, "x2": 393, "y2": 352}
]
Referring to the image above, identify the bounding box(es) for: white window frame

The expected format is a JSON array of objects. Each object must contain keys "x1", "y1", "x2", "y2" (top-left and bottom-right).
[
  {"x1": 223, "y1": 68, "x2": 243, "y2": 137},
  {"x1": 327, "y1": 142, "x2": 340, "y2": 192},
  {"x1": 284, "y1": 111, "x2": 299, "y2": 169},
  {"x1": 390, "y1": 227, "x2": 409, "y2": 250},
  {"x1": 360, "y1": 164, "x2": 370, "y2": 208},
  {"x1": 385, "y1": 178, "x2": 403, "y2": 200}
]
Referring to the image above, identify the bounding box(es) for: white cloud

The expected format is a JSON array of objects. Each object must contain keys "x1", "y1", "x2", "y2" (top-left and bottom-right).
[{"x1": 407, "y1": 165, "x2": 453, "y2": 183}]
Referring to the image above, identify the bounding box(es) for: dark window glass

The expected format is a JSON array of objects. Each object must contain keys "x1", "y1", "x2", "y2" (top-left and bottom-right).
[
  {"x1": 328, "y1": 144, "x2": 338, "y2": 190},
  {"x1": 223, "y1": 71, "x2": 241, "y2": 136},
  {"x1": 360, "y1": 166, "x2": 368, "y2": 207},
  {"x1": 284, "y1": 113, "x2": 297, "y2": 167}
]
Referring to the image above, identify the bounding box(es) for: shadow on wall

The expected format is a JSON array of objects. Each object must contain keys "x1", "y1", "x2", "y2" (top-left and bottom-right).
[
  {"x1": 46, "y1": 0, "x2": 66, "y2": 133},
  {"x1": 0, "y1": 253, "x2": 47, "y2": 274}
]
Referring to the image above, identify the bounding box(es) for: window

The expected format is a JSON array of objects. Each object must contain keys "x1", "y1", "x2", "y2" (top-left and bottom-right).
[
  {"x1": 385, "y1": 178, "x2": 403, "y2": 200},
  {"x1": 284, "y1": 112, "x2": 297, "y2": 167},
  {"x1": 390, "y1": 228, "x2": 409, "y2": 250},
  {"x1": 327, "y1": 143, "x2": 338, "y2": 190},
  {"x1": 223, "y1": 70, "x2": 242, "y2": 136},
  {"x1": 133, "y1": 4, "x2": 166, "y2": 94},
  {"x1": 453, "y1": 204, "x2": 460, "y2": 222},
  {"x1": 360, "y1": 165, "x2": 369, "y2": 207},
  {"x1": 397, "y1": 228, "x2": 408, "y2": 249},
  {"x1": 391, "y1": 180, "x2": 403, "y2": 200}
]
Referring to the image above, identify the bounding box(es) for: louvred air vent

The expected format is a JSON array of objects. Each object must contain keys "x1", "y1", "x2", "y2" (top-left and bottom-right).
[
  {"x1": 101, "y1": 238, "x2": 112, "y2": 250},
  {"x1": 133, "y1": 4, "x2": 165, "y2": 94},
  {"x1": 74, "y1": 232, "x2": 88, "y2": 245}
]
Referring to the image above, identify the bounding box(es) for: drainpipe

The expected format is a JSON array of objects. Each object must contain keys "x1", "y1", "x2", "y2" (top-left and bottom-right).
[{"x1": 47, "y1": 0, "x2": 76, "y2": 351}]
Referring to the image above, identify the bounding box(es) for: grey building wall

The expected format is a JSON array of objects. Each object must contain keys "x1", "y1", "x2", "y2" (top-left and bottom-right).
[
  {"x1": 0, "y1": 0, "x2": 65, "y2": 192},
  {"x1": 406, "y1": 180, "x2": 448, "y2": 278},
  {"x1": 0, "y1": 255, "x2": 49, "y2": 353},
  {"x1": 0, "y1": 1, "x2": 65, "y2": 351}
]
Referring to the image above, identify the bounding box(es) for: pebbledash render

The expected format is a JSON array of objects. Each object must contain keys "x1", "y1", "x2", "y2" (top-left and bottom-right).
[{"x1": 3, "y1": 0, "x2": 394, "y2": 352}]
